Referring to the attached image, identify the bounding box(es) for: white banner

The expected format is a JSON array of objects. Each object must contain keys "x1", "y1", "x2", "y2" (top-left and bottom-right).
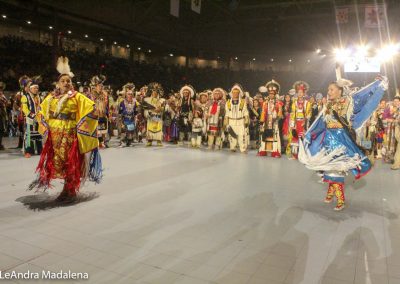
[
  {"x1": 335, "y1": 7, "x2": 349, "y2": 24},
  {"x1": 344, "y1": 57, "x2": 381, "y2": 73},
  {"x1": 170, "y1": 0, "x2": 180, "y2": 17},
  {"x1": 191, "y1": 0, "x2": 201, "y2": 14},
  {"x1": 365, "y1": 5, "x2": 385, "y2": 28}
]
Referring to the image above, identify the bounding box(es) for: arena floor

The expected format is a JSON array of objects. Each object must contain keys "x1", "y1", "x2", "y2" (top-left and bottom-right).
[{"x1": 1, "y1": 137, "x2": 400, "y2": 284}]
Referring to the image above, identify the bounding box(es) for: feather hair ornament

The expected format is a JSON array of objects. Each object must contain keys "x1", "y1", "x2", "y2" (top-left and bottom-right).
[{"x1": 56, "y1": 56, "x2": 74, "y2": 77}]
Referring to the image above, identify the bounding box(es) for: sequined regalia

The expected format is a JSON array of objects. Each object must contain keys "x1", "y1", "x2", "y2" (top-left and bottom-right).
[
  {"x1": 144, "y1": 83, "x2": 165, "y2": 145},
  {"x1": 289, "y1": 81, "x2": 311, "y2": 158},
  {"x1": 206, "y1": 88, "x2": 226, "y2": 150},
  {"x1": 177, "y1": 85, "x2": 195, "y2": 145},
  {"x1": 89, "y1": 91, "x2": 109, "y2": 136},
  {"x1": 224, "y1": 84, "x2": 249, "y2": 153},
  {"x1": 0, "y1": 82, "x2": 8, "y2": 150},
  {"x1": 119, "y1": 97, "x2": 139, "y2": 146},
  {"x1": 259, "y1": 98, "x2": 283, "y2": 157},
  {"x1": 289, "y1": 98, "x2": 311, "y2": 158},
  {"x1": 299, "y1": 78, "x2": 387, "y2": 210},
  {"x1": 21, "y1": 78, "x2": 43, "y2": 156},
  {"x1": 29, "y1": 90, "x2": 102, "y2": 195}
]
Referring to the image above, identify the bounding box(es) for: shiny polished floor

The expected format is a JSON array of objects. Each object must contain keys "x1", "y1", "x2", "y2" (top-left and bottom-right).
[{"x1": 1, "y1": 137, "x2": 400, "y2": 284}]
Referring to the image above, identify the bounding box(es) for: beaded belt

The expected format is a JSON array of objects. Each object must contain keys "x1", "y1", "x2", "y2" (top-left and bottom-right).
[
  {"x1": 50, "y1": 111, "x2": 76, "y2": 120},
  {"x1": 326, "y1": 121, "x2": 343, "y2": 129}
]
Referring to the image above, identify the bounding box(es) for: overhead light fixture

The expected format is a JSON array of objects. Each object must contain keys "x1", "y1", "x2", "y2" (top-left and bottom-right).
[
  {"x1": 137, "y1": 47, "x2": 141, "y2": 50},
  {"x1": 26, "y1": 20, "x2": 31, "y2": 24},
  {"x1": 126, "y1": 44, "x2": 130, "y2": 48},
  {"x1": 49, "y1": 26, "x2": 53, "y2": 30},
  {"x1": 252, "y1": 58, "x2": 256, "y2": 61},
  {"x1": 100, "y1": 38, "x2": 104, "y2": 42},
  {"x1": 84, "y1": 34, "x2": 88, "y2": 38},
  {"x1": 334, "y1": 48, "x2": 350, "y2": 63},
  {"x1": 234, "y1": 57, "x2": 238, "y2": 60},
  {"x1": 316, "y1": 48, "x2": 321, "y2": 54},
  {"x1": 67, "y1": 30, "x2": 72, "y2": 34},
  {"x1": 307, "y1": 59, "x2": 311, "y2": 63},
  {"x1": 270, "y1": 58, "x2": 274, "y2": 62},
  {"x1": 289, "y1": 59, "x2": 292, "y2": 62},
  {"x1": 169, "y1": 53, "x2": 174, "y2": 57},
  {"x1": 2, "y1": 15, "x2": 6, "y2": 19},
  {"x1": 356, "y1": 45, "x2": 368, "y2": 58},
  {"x1": 113, "y1": 41, "x2": 117, "y2": 44},
  {"x1": 148, "y1": 49, "x2": 152, "y2": 53},
  {"x1": 376, "y1": 43, "x2": 400, "y2": 62}
]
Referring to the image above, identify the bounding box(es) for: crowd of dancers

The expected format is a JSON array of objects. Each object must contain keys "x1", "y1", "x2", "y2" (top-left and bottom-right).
[
  {"x1": 1, "y1": 70, "x2": 399, "y2": 167},
  {"x1": 0, "y1": 56, "x2": 396, "y2": 210}
]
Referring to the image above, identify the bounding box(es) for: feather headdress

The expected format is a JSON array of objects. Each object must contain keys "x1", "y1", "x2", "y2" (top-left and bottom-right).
[{"x1": 56, "y1": 56, "x2": 74, "y2": 77}]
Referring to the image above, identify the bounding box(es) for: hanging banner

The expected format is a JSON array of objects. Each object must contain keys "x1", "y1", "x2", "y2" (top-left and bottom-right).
[
  {"x1": 335, "y1": 7, "x2": 349, "y2": 24},
  {"x1": 365, "y1": 4, "x2": 386, "y2": 28},
  {"x1": 170, "y1": 0, "x2": 180, "y2": 17},
  {"x1": 191, "y1": 0, "x2": 201, "y2": 14}
]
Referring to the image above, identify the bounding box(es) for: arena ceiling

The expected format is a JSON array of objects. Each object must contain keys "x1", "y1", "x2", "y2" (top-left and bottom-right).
[{"x1": 1, "y1": 0, "x2": 398, "y2": 60}]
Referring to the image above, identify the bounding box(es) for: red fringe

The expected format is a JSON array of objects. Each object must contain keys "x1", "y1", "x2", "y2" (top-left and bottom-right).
[
  {"x1": 35, "y1": 132, "x2": 55, "y2": 189},
  {"x1": 64, "y1": 138, "x2": 83, "y2": 195}
]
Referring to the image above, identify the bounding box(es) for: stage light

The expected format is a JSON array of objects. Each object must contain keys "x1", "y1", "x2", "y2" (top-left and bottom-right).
[
  {"x1": 49, "y1": 26, "x2": 53, "y2": 30},
  {"x1": 169, "y1": 53, "x2": 174, "y2": 57},
  {"x1": 334, "y1": 48, "x2": 350, "y2": 63},
  {"x1": 84, "y1": 34, "x2": 88, "y2": 38},
  {"x1": 316, "y1": 48, "x2": 321, "y2": 54},
  {"x1": 148, "y1": 49, "x2": 152, "y2": 53},
  {"x1": 138, "y1": 47, "x2": 141, "y2": 50},
  {"x1": 356, "y1": 45, "x2": 368, "y2": 58},
  {"x1": 100, "y1": 38, "x2": 104, "y2": 42},
  {"x1": 26, "y1": 20, "x2": 31, "y2": 24},
  {"x1": 377, "y1": 43, "x2": 400, "y2": 62},
  {"x1": 126, "y1": 44, "x2": 130, "y2": 48},
  {"x1": 113, "y1": 41, "x2": 117, "y2": 44},
  {"x1": 2, "y1": 15, "x2": 6, "y2": 19},
  {"x1": 67, "y1": 30, "x2": 72, "y2": 34}
]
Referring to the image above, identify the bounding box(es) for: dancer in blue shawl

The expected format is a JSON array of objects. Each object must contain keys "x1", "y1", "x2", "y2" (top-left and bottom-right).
[{"x1": 299, "y1": 76, "x2": 388, "y2": 211}]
